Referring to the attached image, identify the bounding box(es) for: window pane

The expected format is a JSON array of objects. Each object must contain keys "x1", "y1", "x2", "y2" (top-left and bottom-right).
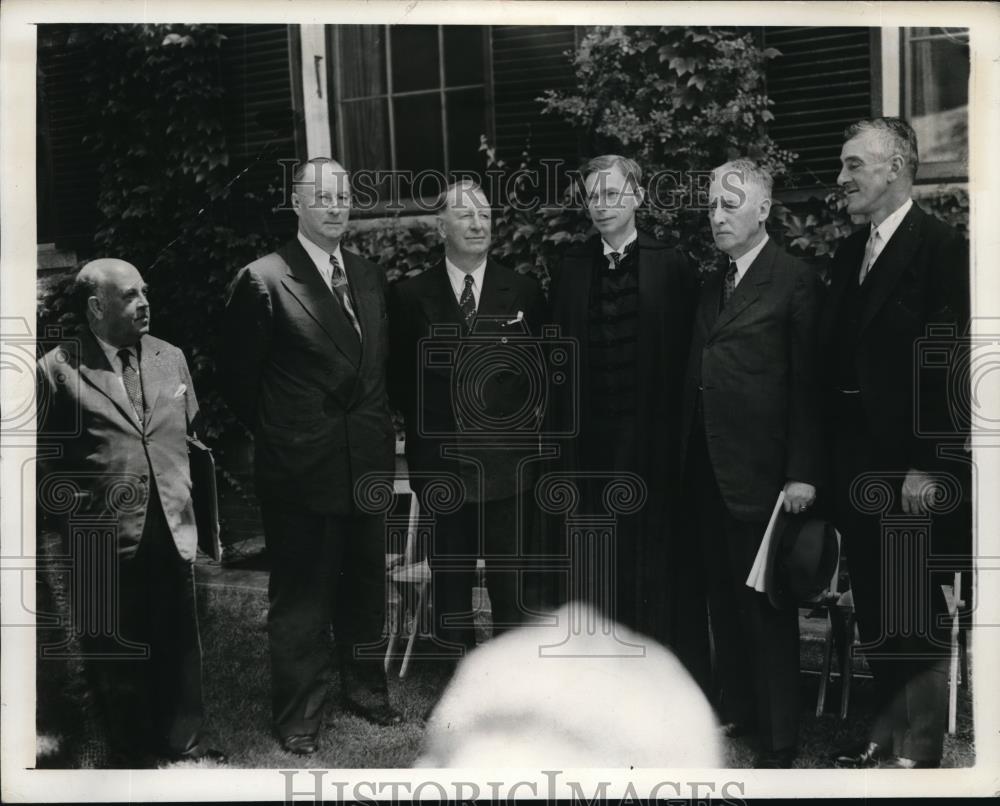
[
  {"x1": 393, "y1": 94, "x2": 444, "y2": 177},
  {"x1": 339, "y1": 26, "x2": 386, "y2": 99},
  {"x1": 444, "y1": 26, "x2": 485, "y2": 87},
  {"x1": 340, "y1": 98, "x2": 391, "y2": 203},
  {"x1": 390, "y1": 25, "x2": 440, "y2": 93},
  {"x1": 907, "y1": 28, "x2": 969, "y2": 165},
  {"x1": 446, "y1": 88, "x2": 488, "y2": 175}
]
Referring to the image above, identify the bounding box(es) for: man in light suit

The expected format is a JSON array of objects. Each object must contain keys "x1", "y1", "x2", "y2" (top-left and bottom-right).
[
  {"x1": 37, "y1": 258, "x2": 223, "y2": 767},
  {"x1": 679, "y1": 159, "x2": 824, "y2": 768},
  {"x1": 221, "y1": 157, "x2": 400, "y2": 756},
  {"x1": 825, "y1": 118, "x2": 970, "y2": 769},
  {"x1": 388, "y1": 180, "x2": 546, "y2": 670}
]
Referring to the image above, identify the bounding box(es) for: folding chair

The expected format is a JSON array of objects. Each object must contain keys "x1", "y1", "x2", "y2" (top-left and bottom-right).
[
  {"x1": 384, "y1": 479, "x2": 430, "y2": 678},
  {"x1": 945, "y1": 570, "x2": 970, "y2": 734}
]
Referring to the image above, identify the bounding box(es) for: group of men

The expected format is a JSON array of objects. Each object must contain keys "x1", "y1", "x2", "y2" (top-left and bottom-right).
[{"x1": 37, "y1": 115, "x2": 969, "y2": 769}]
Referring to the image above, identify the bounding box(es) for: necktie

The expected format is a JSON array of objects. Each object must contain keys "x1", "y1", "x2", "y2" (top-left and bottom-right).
[
  {"x1": 459, "y1": 274, "x2": 477, "y2": 330},
  {"x1": 858, "y1": 227, "x2": 881, "y2": 285},
  {"x1": 117, "y1": 348, "x2": 144, "y2": 424},
  {"x1": 329, "y1": 254, "x2": 362, "y2": 340},
  {"x1": 607, "y1": 241, "x2": 635, "y2": 270},
  {"x1": 722, "y1": 260, "x2": 738, "y2": 308}
]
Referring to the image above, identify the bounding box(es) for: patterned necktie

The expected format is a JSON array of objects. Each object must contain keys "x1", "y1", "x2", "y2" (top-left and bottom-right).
[
  {"x1": 858, "y1": 227, "x2": 881, "y2": 285},
  {"x1": 722, "y1": 260, "x2": 738, "y2": 308},
  {"x1": 117, "y1": 348, "x2": 144, "y2": 424},
  {"x1": 607, "y1": 241, "x2": 635, "y2": 271},
  {"x1": 459, "y1": 274, "x2": 477, "y2": 330},
  {"x1": 329, "y1": 253, "x2": 362, "y2": 340}
]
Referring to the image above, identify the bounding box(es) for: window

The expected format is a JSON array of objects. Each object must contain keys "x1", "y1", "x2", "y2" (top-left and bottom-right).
[
  {"x1": 330, "y1": 25, "x2": 492, "y2": 205},
  {"x1": 902, "y1": 27, "x2": 968, "y2": 179}
]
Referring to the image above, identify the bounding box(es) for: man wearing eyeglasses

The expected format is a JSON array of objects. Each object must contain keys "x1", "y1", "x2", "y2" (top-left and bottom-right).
[{"x1": 221, "y1": 157, "x2": 401, "y2": 757}]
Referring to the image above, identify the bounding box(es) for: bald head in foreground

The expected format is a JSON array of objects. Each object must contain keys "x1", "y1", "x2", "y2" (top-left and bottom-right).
[{"x1": 417, "y1": 604, "x2": 723, "y2": 768}]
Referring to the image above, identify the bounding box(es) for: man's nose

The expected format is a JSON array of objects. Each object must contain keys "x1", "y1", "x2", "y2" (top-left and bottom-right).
[
  {"x1": 710, "y1": 204, "x2": 724, "y2": 224},
  {"x1": 836, "y1": 166, "x2": 849, "y2": 187}
]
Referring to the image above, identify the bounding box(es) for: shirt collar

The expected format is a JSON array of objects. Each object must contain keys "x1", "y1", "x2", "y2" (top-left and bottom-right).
[
  {"x1": 730, "y1": 233, "x2": 770, "y2": 281},
  {"x1": 92, "y1": 329, "x2": 137, "y2": 370},
  {"x1": 601, "y1": 228, "x2": 638, "y2": 258},
  {"x1": 870, "y1": 198, "x2": 913, "y2": 245},
  {"x1": 297, "y1": 231, "x2": 343, "y2": 279},
  {"x1": 445, "y1": 256, "x2": 487, "y2": 298}
]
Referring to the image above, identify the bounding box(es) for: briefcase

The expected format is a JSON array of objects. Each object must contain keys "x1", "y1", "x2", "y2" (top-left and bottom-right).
[{"x1": 188, "y1": 436, "x2": 222, "y2": 561}]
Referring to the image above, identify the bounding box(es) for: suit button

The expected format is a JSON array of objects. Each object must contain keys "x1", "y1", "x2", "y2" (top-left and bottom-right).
[
  {"x1": 501, "y1": 336, "x2": 509, "y2": 344},
  {"x1": 142, "y1": 437, "x2": 150, "y2": 446},
  {"x1": 140, "y1": 475, "x2": 148, "y2": 484}
]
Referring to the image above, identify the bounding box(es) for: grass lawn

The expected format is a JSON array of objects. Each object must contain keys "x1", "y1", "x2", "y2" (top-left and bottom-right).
[{"x1": 36, "y1": 558, "x2": 975, "y2": 770}]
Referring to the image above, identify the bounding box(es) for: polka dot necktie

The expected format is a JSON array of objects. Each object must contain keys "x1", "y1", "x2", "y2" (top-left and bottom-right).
[
  {"x1": 459, "y1": 274, "x2": 476, "y2": 330},
  {"x1": 117, "y1": 348, "x2": 144, "y2": 424}
]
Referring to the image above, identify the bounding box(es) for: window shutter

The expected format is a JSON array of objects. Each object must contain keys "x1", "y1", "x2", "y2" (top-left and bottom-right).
[
  {"x1": 38, "y1": 25, "x2": 99, "y2": 252},
  {"x1": 491, "y1": 26, "x2": 579, "y2": 166},
  {"x1": 218, "y1": 24, "x2": 299, "y2": 232},
  {"x1": 763, "y1": 27, "x2": 873, "y2": 189}
]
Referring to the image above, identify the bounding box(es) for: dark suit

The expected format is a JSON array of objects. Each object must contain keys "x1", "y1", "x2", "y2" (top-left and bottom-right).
[
  {"x1": 221, "y1": 238, "x2": 395, "y2": 740},
  {"x1": 37, "y1": 331, "x2": 205, "y2": 761},
  {"x1": 820, "y1": 203, "x2": 970, "y2": 762},
  {"x1": 680, "y1": 237, "x2": 823, "y2": 752},
  {"x1": 548, "y1": 231, "x2": 698, "y2": 653},
  {"x1": 388, "y1": 260, "x2": 546, "y2": 652}
]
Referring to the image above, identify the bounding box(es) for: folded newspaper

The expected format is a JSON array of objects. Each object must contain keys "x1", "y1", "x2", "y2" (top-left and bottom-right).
[{"x1": 745, "y1": 490, "x2": 785, "y2": 593}]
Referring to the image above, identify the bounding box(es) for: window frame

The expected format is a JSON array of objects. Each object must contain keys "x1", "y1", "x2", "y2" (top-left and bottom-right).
[
  {"x1": 898, "y1": 26, "x2": 969, "y2": 183},
  {"x1": 329, "y1": 24, "x2": 495, "y2": 215}
]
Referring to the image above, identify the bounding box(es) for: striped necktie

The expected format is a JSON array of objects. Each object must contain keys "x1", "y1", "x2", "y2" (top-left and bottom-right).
[{"x1": 329, "y1": 253, "x2": 362, "y2": 340}]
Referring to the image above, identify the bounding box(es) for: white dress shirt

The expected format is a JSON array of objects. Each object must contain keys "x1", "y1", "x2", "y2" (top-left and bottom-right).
[
  {"x1": 297, "y1": 231, "x2": 345, "y2": 291},
  {"x1": 601, "y1": 228, "x2": 638, "y2": 269},
  {"x1": 729, "y1": 233, "x2": 770, "y2": 288},
  {"x1": 445, "y1": 257, "x2": 487, "y2": 308}
]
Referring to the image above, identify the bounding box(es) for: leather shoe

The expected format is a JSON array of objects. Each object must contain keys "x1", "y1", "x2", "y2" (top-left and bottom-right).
[
  {"x1": 343, "y1": 697, "x2": 403, "y2": 726},
  {"x1": 163, "y1": 744, "x2": 228, "y2": 765},
  {"x1": 881, "y1": 756, "x2": 940, "y2": 769},
  {"x1": 755, "y1": 747, "x2": 797, "y2": 769},
  {"x1": 833, "y1": 741, "x2": 890, "y2": 768},
  {"x1": 281, "y1": 734, "x2": 318, "y2": 756}
]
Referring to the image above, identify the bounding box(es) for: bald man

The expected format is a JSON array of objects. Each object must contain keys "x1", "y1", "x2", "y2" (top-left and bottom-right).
[{"x1": 37, "y1": 259, "x2": 222, "y2": 767}]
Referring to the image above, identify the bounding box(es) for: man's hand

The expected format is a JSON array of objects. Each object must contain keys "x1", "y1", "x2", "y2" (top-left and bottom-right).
[
  {"x1": 783, "y1": 480, "x2": 816, "y2": 515},
  {"x1": 902, "y1": 468, "x2": 937, "y2": 516}
]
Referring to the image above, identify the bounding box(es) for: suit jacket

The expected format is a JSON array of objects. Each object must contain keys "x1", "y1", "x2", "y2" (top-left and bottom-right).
[
  {"x1": 37, "y1": 331, "x2": 200, "y2": 561},
  {"x1": 387, "y1": 259, "x2": 546, "y2": 503},
  {"x1": 221, "y1": 238, "x2": 395, "y2": 514},
  {"x1": 680, "y1": 238, "x2": 824, "y2": 522},
  {"x1": 820, "y1": 203, "x2": 970, "y2": 473}
]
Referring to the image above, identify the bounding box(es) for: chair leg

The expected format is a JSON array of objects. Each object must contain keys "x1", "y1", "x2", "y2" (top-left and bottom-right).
[
  {"x1": 839, "y1": 610, "x2": 855, "y2": 720},
  {"x1": 399, "y1": 581, "x2": 428, "y2": 679},
  {"x1": 816, "y1": 610, "x2": 835, "y2": 717}
]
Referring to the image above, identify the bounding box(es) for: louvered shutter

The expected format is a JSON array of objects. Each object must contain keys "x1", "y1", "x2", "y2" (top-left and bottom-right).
[
  {"x1": 37, "y1": 25, "x2": 99, "y2": 252},
  {"x1": 763, "y1": 27, "x2": 874, "y2": 189},
  {"x1": 491, "y1": 26, "x2": 579, "y2": 166},
  {"x1": 218, "y1": 24, "x2": 299, "y2": 233}
]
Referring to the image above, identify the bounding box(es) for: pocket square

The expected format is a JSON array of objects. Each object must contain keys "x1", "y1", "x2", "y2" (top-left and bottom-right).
[{"x1": 173, "y1": 383, "x2": 187, "y2": 398}]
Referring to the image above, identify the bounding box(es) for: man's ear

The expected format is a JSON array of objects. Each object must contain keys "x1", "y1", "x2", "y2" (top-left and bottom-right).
[
  {"x1": 290, "y1": 190, "x2": 302, "y2": 213},
  {"x1": 633, "y1": 184, "x2": 646, "y2": 208},
  {"x1": 887, "y1": 154, "x2": 906, "y2": 183},
  {"x1": 759, "y1": 197, "x2": 773, "y2": 224},
  {"x1": 86, "y1": 294, "x2": 102, "y2": 321},
  {"x1": 435, "y1": 214, "x2": 446, "y2": 239}
]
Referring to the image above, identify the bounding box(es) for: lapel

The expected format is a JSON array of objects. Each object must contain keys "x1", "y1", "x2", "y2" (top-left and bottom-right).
[
  {"x1": 636, "y1": 231, "x2": 666, "y2": 327},
  {"x1": 558, "y1": 239, "x2": 596, "y2": 337},
  {"x1": 76, "y1": 330, "x2": 143, "y2": 433},
  {"x1": 420, "y1": 262, "x2": 467, "y2": 329},
  {"x1": 137, "y1": 335, "x2": 169, "y2": 428},
  {"x1": 708, "y1": 237, "x2": 776, "y2": 338},
  {"x1": 822, "y1": 229, "x2": 867, "y2": 343},
  {"x1": 477, "y1": 260, "x2": 516, "y2": 320},
  {"x1": 342, "y1": 249, "x2": 378, "y2": 370},
  {"x1": 856, "y1": 203, "x2": 925, "y2": 335},
  {"x1": 277, "y1": 239, "x2": 362, "y2": 367},
  {"x1": 697, "y1": 264, "x2": 724, "y2": 340}
]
